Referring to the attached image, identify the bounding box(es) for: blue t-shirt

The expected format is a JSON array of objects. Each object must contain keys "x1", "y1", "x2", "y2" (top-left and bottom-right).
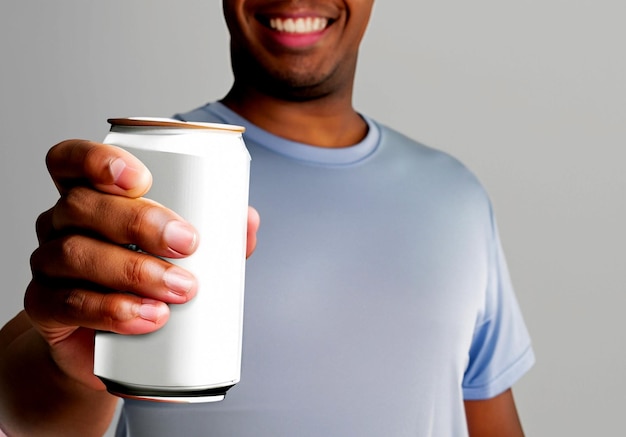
[{"x1": 116, "y1": 102, "x2": 534, "y2": 436}]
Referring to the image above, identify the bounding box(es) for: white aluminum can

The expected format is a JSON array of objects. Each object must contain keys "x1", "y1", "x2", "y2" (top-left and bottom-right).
[{"x1": 94, "y1": 117, "x2": 250, "y2": 403}]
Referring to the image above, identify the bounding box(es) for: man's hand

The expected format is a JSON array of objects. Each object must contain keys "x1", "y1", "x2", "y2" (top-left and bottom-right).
[
  {"x1": 25, "y1": 139, "x2": 259, "y2": 388},
  {"x1": 0, "y1": 140, "x2": 259, "y2": 430},
  {"x1": 1, "y1": 139, "x2": 260, "y2": 436},
  {"x1": 25, "y1": 139, "x2": 203, "y2": 389}
]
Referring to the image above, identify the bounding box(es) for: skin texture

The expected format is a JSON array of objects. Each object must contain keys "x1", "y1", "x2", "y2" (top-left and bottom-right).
[
  {"x1": 222, "y1": 0, "x2": 373, "y2": 147},
  {"x1": 1, "y1": 1, "x2": 525, "y2": 436},
  {"x1": 465, "y1": 389, "x2": 525, "y2": 437}
]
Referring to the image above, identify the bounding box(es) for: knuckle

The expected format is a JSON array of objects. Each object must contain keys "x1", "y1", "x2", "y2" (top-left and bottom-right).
[
  {"x1": 46, "y1": 139, "x2": 88, "y2": 171},
  {"x1": 45, "y1": 141, "x2": 66, "y2": 170},
  {"x1": 29, "y1": 247, "x2": 44, "y2": 276},
  {"x1": 57, "y1": 187, "x2": 111, "y2": 229},
  {"x1": 82, "y1": 142, "x2": 104, "y2": 175},
  {"x1": 61, "y1": 288, "x2": 88, "y2": 320},
  {"x1": 58, "y1": 235, "x2": 88, "y2": 271},
  {"x1": 99, "y1": 294, "x2": 136, "y2": 332},
  {"x1": 61, "y1": 289, "x2": 130, "y2": 332},
  {"x1": 23, "y1": 281, "x2": 42, "y2": 319},
  {"x1": 61, "y1": 187, "x2": 90, "y2": 215},
  {"x1": 53, "y1": 188, "x2": 88, "y2": 228},
  {"x1": 35, "y1": 210, "x2": 47, "y2": 231},
  {"x1": 122, "y1": 254, "x2": 150, "y2": 286},
  {"x1": 35, "y1": 208, "x2": 53, "y2": 241},
  {"x1": 126, "y1": 202, "x2": 157, "y2": 242}
]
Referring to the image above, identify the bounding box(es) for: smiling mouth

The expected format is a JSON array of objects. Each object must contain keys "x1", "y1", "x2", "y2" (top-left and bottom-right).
[{"x1": 259, "y1": 16, "x2": 331, "y2": 34}]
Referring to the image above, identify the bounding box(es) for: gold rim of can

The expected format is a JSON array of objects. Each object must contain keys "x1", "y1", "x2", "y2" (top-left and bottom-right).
[{"x1": 107, "y1": 117, "x2": 245, "y2": 133}]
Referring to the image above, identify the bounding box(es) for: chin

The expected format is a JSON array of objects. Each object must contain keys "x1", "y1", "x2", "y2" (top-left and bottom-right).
[
  {"x1": 260, "y1": 74, "x2": 337, "y2": 102},
  {"x1": 270, "y1": 71, "x2": 334, "y2": 99},
  {"x1": 233, "y1": 55, "x2": 338, "y2": 101}
]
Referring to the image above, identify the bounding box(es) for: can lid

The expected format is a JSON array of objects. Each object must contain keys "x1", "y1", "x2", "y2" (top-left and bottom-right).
[{"x1": 108, "y1": 117, "x2": 245, "y2": 133}]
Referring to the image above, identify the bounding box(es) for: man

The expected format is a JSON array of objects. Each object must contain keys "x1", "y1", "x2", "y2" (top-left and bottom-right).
[{"x1": 0, "y1": 0, "x2": 534, "y2": 435}]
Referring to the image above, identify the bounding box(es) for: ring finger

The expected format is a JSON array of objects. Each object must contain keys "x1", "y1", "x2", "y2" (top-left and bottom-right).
[{"x1": 31, "y1": 234, "x2": 198, "y2": 303}]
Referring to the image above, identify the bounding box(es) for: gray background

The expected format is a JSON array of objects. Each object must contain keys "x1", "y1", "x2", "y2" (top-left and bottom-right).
[{"x1": 1, "y1": 1, "x2": 624, "y2": 436}]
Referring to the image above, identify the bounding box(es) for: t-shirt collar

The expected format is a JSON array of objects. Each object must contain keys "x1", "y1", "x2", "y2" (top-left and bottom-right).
[{"x1": 204, "y1": 101, "x2": 380, "y2": 166}]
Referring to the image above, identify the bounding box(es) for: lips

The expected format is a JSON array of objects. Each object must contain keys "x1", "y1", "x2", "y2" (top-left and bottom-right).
[
  {"x1": 253, "y1": 13, "x2": 333, "y2": 48},
  {"x1": 251, "y1": 2, "x2": 342, "y2": 49}
]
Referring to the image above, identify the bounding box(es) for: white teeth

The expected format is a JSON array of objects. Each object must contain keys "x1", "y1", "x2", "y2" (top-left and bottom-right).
[{"x1": 269, "y1": 17, "x2": 328, "y2": 34}]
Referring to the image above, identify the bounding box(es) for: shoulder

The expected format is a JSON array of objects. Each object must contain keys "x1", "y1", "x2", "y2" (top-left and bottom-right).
[
  {"x1": 378, "y1": 122, "x2": 469, "y2": 170},
  {"x1": 173, "y1": 103, "x2": 226, "y2": 124},
  {"x1": 375, "y1": 121, "x2": 489, "y2": 202}
]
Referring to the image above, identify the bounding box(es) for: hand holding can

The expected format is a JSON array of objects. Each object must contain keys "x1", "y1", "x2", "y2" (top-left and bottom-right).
[{"x1": 94, "y1": 118, "x2": 251, "y2": 403}]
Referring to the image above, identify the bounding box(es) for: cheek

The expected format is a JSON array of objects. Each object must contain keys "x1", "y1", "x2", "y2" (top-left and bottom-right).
[
  {"x1": 223, "y1": 0, "x2": 251, "y2": 40},
  {"x1": 347, "y1": 0, "x2": 374, "y2": 35}
]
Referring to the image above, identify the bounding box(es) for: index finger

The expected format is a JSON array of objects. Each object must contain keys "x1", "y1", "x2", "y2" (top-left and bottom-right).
[{"x1": 46, "y1": 139, "x2": 153, "y2": 198}]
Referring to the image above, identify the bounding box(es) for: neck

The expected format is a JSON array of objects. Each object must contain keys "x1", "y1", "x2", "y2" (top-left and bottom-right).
[{"x1": 221, "y1": 83, "x2": 368, "y2": 148}]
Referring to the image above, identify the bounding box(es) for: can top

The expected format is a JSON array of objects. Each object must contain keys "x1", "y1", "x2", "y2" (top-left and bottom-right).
[{"x1": 108, "y1": 117, "x2": 245, "y2": 133}]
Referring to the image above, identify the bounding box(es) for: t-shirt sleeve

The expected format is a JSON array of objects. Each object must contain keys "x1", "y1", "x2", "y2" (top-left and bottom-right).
[{"x1": 462, "y1": 209, "x2": 535, "y2": 400}]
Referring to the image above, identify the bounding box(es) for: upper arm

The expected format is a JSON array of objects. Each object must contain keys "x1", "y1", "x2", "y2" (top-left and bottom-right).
[{"x1": 464, "y1": 389, "x2": 525, "y2": 437}]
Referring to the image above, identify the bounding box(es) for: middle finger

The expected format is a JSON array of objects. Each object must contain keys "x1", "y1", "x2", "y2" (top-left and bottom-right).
[{"x1": 52, "y1": 186, "x2": 198, "y2": 258}]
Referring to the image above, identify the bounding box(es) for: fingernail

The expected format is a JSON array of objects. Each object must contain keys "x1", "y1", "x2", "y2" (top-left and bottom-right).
[
  {"x1": 109, "y1": 158, "x2": 139, "y2": 190},
  {"x1": 137, "y1": 299, "x2": 168, "y2": 323},
  {"x1": 163, "y1": 267, "x2": 195, "y2": 295},
  {"x1": 163, "y1": 221, "x2": 198, "y2": 254}
]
